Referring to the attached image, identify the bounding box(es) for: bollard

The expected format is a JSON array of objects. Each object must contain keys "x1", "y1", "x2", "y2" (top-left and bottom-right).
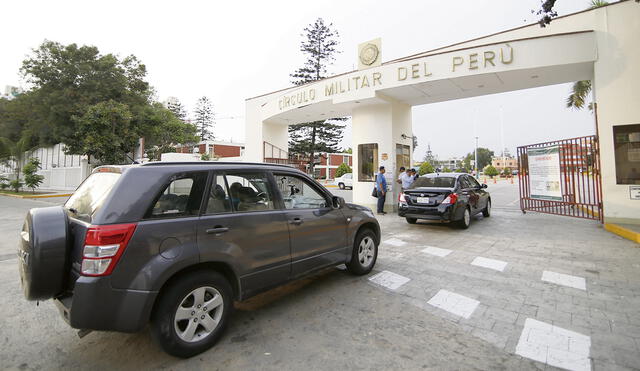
[
  {"x1": 510, "y1": 177, "x2": 514, "y2": 184},
  {"x1": 493, "y1": 177, "x2": 497, "y2": 184},
  {"x1": 483, "y1": 178, "x2": 487, "y2": 184}
]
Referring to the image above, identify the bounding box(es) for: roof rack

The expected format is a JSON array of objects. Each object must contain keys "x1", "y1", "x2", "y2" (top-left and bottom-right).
[{"x1": 140, "y1": 161, "x2": 298, "y2": 169}]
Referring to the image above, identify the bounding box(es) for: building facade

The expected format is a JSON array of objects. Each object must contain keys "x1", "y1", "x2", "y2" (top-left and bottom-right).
[
  {"x1": 314, "y1": 152, "x2": 353, "y2": 179},
  {"x1": 492, "y1": 156, "x2": 518, "y2": 171}
]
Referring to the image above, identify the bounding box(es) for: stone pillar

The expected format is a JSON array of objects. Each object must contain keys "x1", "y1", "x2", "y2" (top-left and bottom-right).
[{"x1": 352, "y1": 100, "x2": 412, "y2": 211}]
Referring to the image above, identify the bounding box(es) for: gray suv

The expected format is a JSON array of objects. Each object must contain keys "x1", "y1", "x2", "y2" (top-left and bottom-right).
[{"x1": 18, "y1": 162, "x2": 380, "y2": 357}]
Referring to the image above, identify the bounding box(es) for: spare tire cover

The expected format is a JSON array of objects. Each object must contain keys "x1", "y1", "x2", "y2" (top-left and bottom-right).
[{"x1": 18, "y1": 206, "x2": 70, "y2": 301}]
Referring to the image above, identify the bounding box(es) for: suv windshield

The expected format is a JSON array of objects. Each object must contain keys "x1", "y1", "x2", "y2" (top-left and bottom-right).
[
  {"x1": 410, "y1": 176, "x2": 456, "y2": 189},
  {"x1": 64, "y1": 172, "x2": 121, "y2": 222}
]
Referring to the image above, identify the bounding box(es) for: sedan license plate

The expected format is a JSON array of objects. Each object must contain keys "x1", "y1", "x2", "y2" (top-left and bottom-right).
[{"x1": 416, "y1": 197, "x2": 430, "y2": 204}]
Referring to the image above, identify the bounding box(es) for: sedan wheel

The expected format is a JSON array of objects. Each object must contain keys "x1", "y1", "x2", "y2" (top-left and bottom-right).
[
  {"x1": 482, "y1": 200, "x2": 491, "y2": 217},
  {"x1": 457, "y1": 207, "x2": 471, "y2": 229}
]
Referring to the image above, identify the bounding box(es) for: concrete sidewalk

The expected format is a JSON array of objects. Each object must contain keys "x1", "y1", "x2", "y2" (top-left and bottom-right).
[{"x1": 373, "y1": 209, "x2": 640, "y2": 370}]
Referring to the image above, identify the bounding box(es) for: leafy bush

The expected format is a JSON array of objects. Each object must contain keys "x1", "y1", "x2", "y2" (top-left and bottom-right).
[
  {"x1": 10, "y1": 179, "x2": 23, "y2": 192},
  {"x1": 335, "y1": 163, "x2": 352, "y2": 178},
  {"x1": 0, "y1": 175, "x2": 9, "y2": 190},
  {"x1": 484, "y1": 165, "x2": 499, "y2": 178},
  {"x1": 502, "y1": 167, "x2": 512, "y2": 176},
  {"x1": 200, "y1": 153, "x2": 211, "y2": 161},
  {"x1": 23, "y1": 158, "x2": 45, "y2": 193},
  {"x1": 418, "y1": 162, "x2": 434, "y2": 175}
]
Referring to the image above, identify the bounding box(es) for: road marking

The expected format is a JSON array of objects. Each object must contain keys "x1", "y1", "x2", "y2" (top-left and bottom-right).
[
  {"x1": 541, "y1": 271, "x2": 586, "y2": 291},
  {"x1": 471, "y1": 256, "x2": 508, "y2": 272},
  {"x1": 516, "y1": 318, "x2": 591, "y2": 371},
  {"x1": 368, "y1": 271, "x2": 410, "y2": 290},
  {"x1": 421, "y1": 246, "x2": 452, "y2": 257},
  {"x1": 427, "y1": 290, "x2": 479, "y2": 319},
  {"x1": 383, "y1": 238, "x2": 407, "y2": 247}
]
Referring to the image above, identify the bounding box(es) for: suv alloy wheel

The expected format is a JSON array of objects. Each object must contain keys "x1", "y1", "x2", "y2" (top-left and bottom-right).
[
  {"x1": 346, "y1": 229, "x2": 378, "y2": 275},
  {"x1": 151, "y1": 270, "x2": 233, "y2": 358}
]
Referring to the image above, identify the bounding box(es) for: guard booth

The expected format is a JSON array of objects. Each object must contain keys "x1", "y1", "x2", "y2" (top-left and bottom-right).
[{"x1": 517, "y1": 135, "x2": 603, "y2": 221}]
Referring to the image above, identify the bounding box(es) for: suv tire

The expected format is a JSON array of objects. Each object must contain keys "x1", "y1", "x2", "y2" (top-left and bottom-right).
[
  {"x1": 151, "y1": 270, "x2": 233, "y2": 358},
  {"x1": 346, "y1": 229, "x2": 378, "y2": 275}
]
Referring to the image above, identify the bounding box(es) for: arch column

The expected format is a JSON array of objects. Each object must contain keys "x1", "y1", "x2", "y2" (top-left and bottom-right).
[{"x1": 352, "y1": 100, "x2": 412, "y2": 211}]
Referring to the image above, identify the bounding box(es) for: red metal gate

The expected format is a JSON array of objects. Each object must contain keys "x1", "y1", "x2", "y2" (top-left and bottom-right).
[{"x1": 517, "y1": 135, "x2": 603, "y2": 221}]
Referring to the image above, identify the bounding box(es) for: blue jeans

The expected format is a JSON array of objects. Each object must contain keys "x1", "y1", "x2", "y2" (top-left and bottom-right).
[{"x1": 376, "y1": 190, "x2": 386, "y2": 213}]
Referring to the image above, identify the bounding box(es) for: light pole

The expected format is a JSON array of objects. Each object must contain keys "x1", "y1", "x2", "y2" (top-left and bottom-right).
[{"x1": 474, "y1": 136, "x2": 479, "y2": 179}]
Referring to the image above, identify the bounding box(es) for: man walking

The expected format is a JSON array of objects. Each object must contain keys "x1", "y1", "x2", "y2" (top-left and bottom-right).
[{"x1": 376, "y1": 166, "x2": 387, "y2": 215}]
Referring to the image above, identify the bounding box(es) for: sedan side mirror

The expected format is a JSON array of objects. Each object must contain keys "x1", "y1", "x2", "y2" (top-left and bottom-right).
[
  {"x1": 481, "y1": 184, "x2": 488, "y2": 189},
  {"x1": 332, "y1": 196, "x2": 346, "y2": 209}
]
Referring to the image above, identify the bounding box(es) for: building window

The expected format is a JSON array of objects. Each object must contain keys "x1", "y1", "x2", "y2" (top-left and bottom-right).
[
  {"x1": 343, "y1": 155, "x2": 349, "y2": 164},
  {"x1": 613, "y1": 124, "x2": 640, "y2": 184},
  {"x1": 358, "y1": 143, "x2": 378, "y2": 182}
]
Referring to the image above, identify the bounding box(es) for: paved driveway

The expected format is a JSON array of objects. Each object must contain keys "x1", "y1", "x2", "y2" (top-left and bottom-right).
[{"x1": 0, "y1": 183, "x2": 639, "y2": 370}]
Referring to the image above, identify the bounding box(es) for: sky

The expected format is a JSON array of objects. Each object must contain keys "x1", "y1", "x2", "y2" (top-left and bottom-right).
[{"x1": 1, "y1": 0, "x2": 597, "y2": 161}]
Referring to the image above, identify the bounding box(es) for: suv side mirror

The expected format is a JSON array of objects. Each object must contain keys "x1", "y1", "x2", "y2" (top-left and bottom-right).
[
  {"x1": 332, "y1": 196, "x2": 346, "y2": 209},
  {"x1": 481, "y1": 184, "x2": 488, "y2": 189}
]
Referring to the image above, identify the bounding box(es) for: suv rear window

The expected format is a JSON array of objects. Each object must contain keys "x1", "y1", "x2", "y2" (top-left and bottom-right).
[
  {"x1": 65, "y1": 172, "x2": 121, "y2": 222},
  {"x1": 410, "y1": 176, "x2": 456, "y2": 188}
]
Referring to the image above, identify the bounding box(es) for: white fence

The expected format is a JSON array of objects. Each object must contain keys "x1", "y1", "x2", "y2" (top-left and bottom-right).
[{"x1": 1, "y1": 143, "x2": 90, "y2": 191}]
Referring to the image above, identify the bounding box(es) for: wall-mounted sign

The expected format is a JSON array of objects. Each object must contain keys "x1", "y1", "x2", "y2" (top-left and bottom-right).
[
  {"x1": 527, "y1": 145, "x2": 562, "y2": 201},
  {"x1": 630, "y1": 186, "x2": 640, "y2": 200},
  {"x1": 381, "y1": 153, "x2": 388, "y2": 161}
]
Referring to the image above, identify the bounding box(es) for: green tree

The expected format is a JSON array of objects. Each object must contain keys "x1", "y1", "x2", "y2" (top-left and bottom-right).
[
  {"x1": 194, "y1": 96, "x2": 215, "y2": 140},
  {"x1": 139, "y1": 103, "x2": 198, "y2": 160},
  {"x1": 463, "y1": 148, "x2": 494, "y2": 171},
  {"x1": 418, "y1": 162, "x2": 435, "y2": 175},
  {"x1": 501, "y1": 167, "x2": 512, "y2": 177},
  {"x1": 0, "y1": 133, "x2": 35, "y2": 181},
  {"x1": 289, "y1": 18, "x2": 345, "y2": 175},
  {"x1": 484, "y1": 165, "x2": 499, "y2": 178},
  {"x1": 71, "y1": 100, "x2": 138, "y2": 164},
  {"x1": 335, "y1": 163, "x2": 352, "y2": 178},
  {"x1": 23, "y1": 158, "x2": 44, "y2": 193},
  {"x1": 165, "y1": 97, "x2": 188, "y2": 122},
  {"x1": 20, "y1": 40, "x2": 151, "y2": 152}
]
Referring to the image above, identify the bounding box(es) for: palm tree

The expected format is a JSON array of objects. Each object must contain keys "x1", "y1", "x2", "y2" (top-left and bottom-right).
[
  {"x1": 0, "y1": 134, "x2": 35, "y2": 181},
  {"x1": 566, "y1": 0, "x2": 608, "y2": 111}
]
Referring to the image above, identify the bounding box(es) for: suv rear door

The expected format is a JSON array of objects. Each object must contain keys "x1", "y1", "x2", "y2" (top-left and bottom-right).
[
  {"x1": 273, "y1": 172, "x2": 348, "y2": 278},
  {"x1": 197, "y1": 171, "x2": 291, "y2": 298}
]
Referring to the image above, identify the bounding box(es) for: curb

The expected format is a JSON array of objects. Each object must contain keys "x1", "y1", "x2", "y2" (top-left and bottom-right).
[
  {"x1": 0, "y1": 193, "x2": 72, "y2": 199},
  {"x1": 604, "y1": 223, "x2": 640, "y2": 244}
]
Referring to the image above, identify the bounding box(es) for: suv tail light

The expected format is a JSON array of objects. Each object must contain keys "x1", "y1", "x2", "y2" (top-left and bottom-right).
[
  {"x1": 442, "y1": 193, "x2": 458, "y2": 205},
  {"x1": 398, "y1": 192, "x2": 406, "y2": 203},
  {"x1": 81, "y1": 223, "x2": 137, "y2": 276}
]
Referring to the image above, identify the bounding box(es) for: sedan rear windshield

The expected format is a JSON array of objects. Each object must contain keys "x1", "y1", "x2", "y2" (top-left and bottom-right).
[
  {"x1": 64, "y1": 172, "x2": 121, "y2": 222},
  {"x1": 410, "y1": 176, "x2": 456, "y2": 188}
]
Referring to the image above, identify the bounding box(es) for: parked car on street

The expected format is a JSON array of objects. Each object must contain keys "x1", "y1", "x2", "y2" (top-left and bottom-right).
[
  {"x1": 18, "y1": 162, "x2": 380, "y2": 358},
  {"x1": 334, "y1": 172, "x2": 353, "y2": 189},
  {"x1": 397, "y1": 173, "x2": 490, "y2": 228}
]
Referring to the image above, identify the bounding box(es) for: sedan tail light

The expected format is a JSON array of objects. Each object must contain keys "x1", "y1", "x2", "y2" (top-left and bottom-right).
[
  {"x1": 398, "y1": 192, "x2": 406, "y2": 203},
  {"x1": 442, "y1": 193, "x2": 458, "y2": 204},
  {"x1": 81, "y1": 223, "x2": 137, "y2": 276}
]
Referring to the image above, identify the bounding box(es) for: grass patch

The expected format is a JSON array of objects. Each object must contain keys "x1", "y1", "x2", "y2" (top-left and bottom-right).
[{"x1": 0, "y1": 190, "x2": 52, "y2": 196}]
